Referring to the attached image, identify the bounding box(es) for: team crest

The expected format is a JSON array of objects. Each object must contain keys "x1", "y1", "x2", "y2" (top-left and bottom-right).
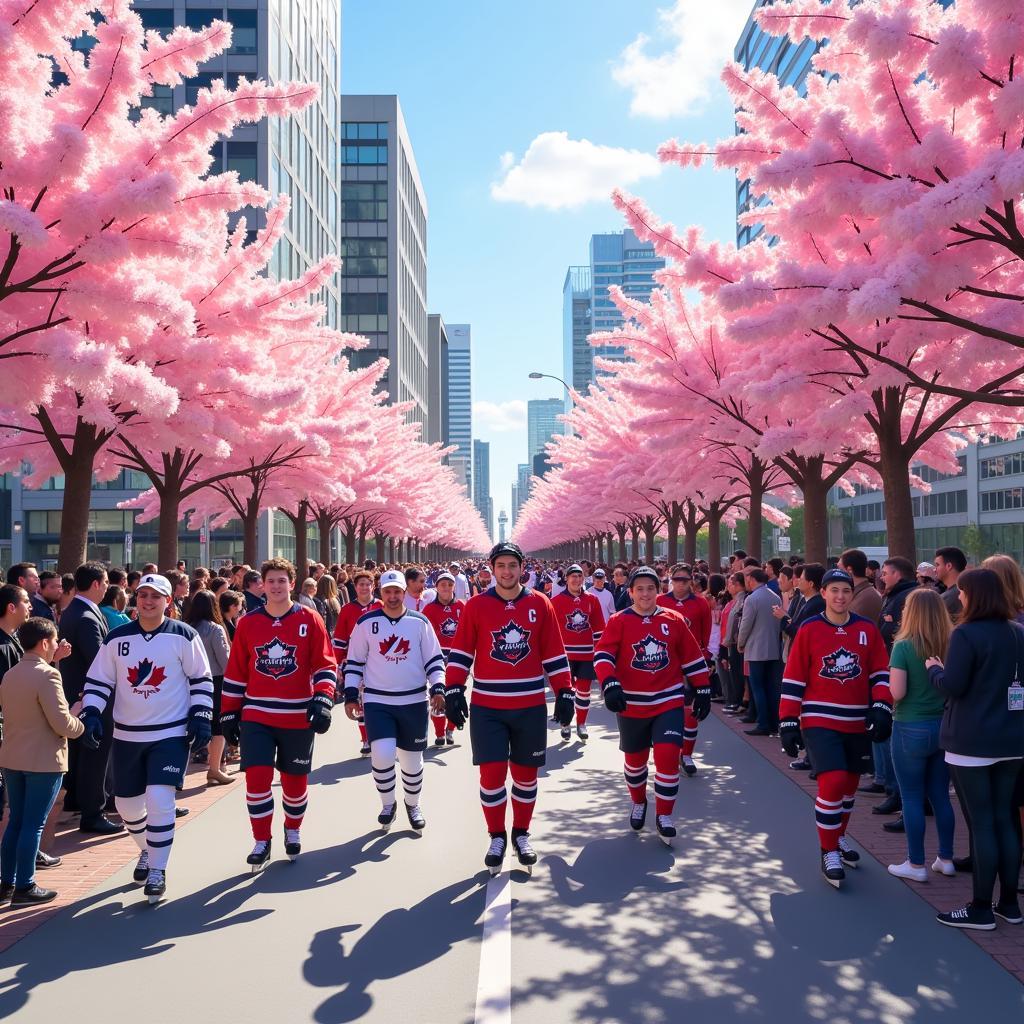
[
  {"x1": 128, "y1": 658, "x2": 166, "y2": 699},
  {"x1": 821, "y1": 646, "x2": 861, "y2": 682},
  {"x1": 491, "y1": 622, "x2": 531, "y2": 665},
  {"x1": 632, "y1": 635, "x2": 670, "y2": 672},
  {"x1": 565, "y1": 609, "x2": 590, "y2": 633},
  {"x1": 440, "y1": 618, "x2": 459, "y2": 638},
  {"x1": 254, "y1": 638, "x2": 298, "y2": 679},
  {"x1": 379, "y1": 634, "x2": 411, "y2": 662}
]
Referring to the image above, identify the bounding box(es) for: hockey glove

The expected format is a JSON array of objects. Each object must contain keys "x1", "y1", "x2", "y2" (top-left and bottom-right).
[
  {"x1": 779, "y1": 718, "x2": 803, "y2": 759},
  {"x1": 307, "y1": 692, "x2": 334, "y2": 735},
  {"x1": 79, "y1": 707, "x2": 103, "y2": 751},
  {"x1": 688, "y1": 682, "x2": 713, "y2": 722},
  {"x1": 186, "y1": 705, "x2": 213, "y2": 750},
  {"x1": 342, "y1": 686, "x2": 361, "y2": 708},
  {"x1": 554, "y1": 688, "x2": 575, "y2": 727},
  {"x1": 445, "y1": 686, "x2": 469, "y2": 729},
  {"x1": 220, "y1": 709, "x2": 241, "y2": 747},
  {"x1": 865, "y1": 702, "x2": 893, "y2": 744},
  {"x1": 602, "y1": 676, "x2": 627, "y2": 714}
]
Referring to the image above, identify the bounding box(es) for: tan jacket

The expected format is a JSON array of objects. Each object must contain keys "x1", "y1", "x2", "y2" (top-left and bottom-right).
[
  {"x1": 851, "y1": 579, "x2": 883, "y2": 625},
  {"x1": 0, "y1": 653, "x2": 84, "y2": 773}
]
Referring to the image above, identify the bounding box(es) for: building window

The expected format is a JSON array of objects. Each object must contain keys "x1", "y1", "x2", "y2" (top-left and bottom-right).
[
  {"x1": 185, "y1": 72, "x2": 218, "y2": 106},
  {"x1": 226, "y1": 141, "x2": 258, "y2": 182},
  {"x1": 185, "y1": 10, "x2": 217, "y2": 32},
  {"x1": 140, "y1": 84, "x2": 174, "y2": 116},
  {"x1": 138, "y1": 9, "x2": 174, "y2": 36},
  {"x1": 340, "y1": 238, "x2": 387, "y2": 276},
  {"x1": 227, "y1": 9, "x2": 258, "y2": 54},
  {"x1": 980, "y1": 452, "x2": 1024, "y2": 479},
  {"x1": 981, "y1": 487, "x2": 1024, "y2": 512}
]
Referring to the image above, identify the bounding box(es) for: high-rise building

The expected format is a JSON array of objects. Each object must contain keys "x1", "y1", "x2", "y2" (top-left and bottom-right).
[
  {"x1": 528, "y1": 398, "x2": 564, "y2": 461},
  {"x1": 517, "y1": 463, "x2": 532, "y2": 505},
  {"x1": 562, "y1": 265, "x2": 593, "y2": 398},
  {"x1": 510, "y1": 483, "x2": 519, "y2": 528},
  {"x1": 340, "y1": 95, "x2": 429, "y2": 426},
  {"x1": 473, "y1": 439, "x2": 491, "y2": 538},
  {"x1": 445, "y1": 324, "x2": 472, "y2": 494},
  {"x1": 498, "y1": 510, "x2": 508, "y2": 543},
  {"x1": 426, "y1": 314, "x2": 449, "y2": 446}
]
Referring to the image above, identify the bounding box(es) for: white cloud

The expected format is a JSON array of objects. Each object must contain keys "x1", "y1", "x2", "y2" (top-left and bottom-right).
[
  {"x1": 612, "y1": 1, "x2": 754, "y2": 119},
  {"x1": 473, "y1": 400, "x2": 528, "y2": 434},
  {"x1": 490, "y1": 131, "x2": 661, "y2": 210}
]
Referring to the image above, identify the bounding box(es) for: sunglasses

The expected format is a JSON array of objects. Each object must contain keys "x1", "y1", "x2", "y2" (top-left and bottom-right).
[{"x1": 672, "y1": 576, "x2": 692, "y2": 583}]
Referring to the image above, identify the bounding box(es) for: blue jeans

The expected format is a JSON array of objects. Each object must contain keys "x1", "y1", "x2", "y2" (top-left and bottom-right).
[
  {"x1": 890, "y1": 719, "x2": 955, "y2": 865},
  {"x1": 873, "y1": 736, "x2": 897, "y2": 793},
  {"x1": 747, "y1": 660, "x2": 781, "y2": 732},
  {"x1": 0, "y1": 770, "x2": 63, "y2": 889}
]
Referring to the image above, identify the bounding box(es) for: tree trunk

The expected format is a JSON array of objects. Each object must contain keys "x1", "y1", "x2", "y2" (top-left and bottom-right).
[
  {"x1": 316, "y1": 510, "x2": 332, "y2": 566},
  {"x1": 242, "y1": 501, "x2": 259, "y2": 566},
  {"x1": 746, "y1": 476, "x2": 764, "y2": 560},
  {"x1": 682, "y1": 505, "x2": 698, "y2": 565},
  {"x1": 707, "y1": 508, "x2": 723, "y2": 570},
  {"x1": 373, "y1": 532, "x2": 383, "y2": 563},
  {"x1": 802, "y1": 473, "x2": 829, "y2": 564},
  {"x1": 157, "y1": 484, "x2": 182, "y2": 570},
  {"x1": 629, "y1": 524, "x2": 639, "y2": 561},
  {"x1": 665, "y1": 512, "x2": 680, "y2": 566},
  {"x1": 875, "y1": 397, "x2": 917, "y2": 563},
  {"x1": 642, "y1": 518, "x2": 655, "y2": 564},
  {"x1": 57, "y1": 421, "x2": 103, "y2": 572},
  {"x1": 344, "y1": 521, "x2": 356, "y2": 564},
  {"x1": 616, "y1": 523, "x2": 627, "y2": 562}
]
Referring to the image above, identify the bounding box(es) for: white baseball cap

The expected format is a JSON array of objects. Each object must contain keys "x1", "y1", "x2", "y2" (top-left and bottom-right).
[
  {"x1": 436, "y1": 572, "x2": 456, "y2": 584},
  {"x1": 136, "y1": 573, "x2": 172, "y2": 597},
  {"x1": 379, "y1": 569, "x2": 407, "y2": 591}
]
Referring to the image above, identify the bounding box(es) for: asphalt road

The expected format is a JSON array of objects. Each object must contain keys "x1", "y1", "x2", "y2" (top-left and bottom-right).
[{"x1": 0, "y1": 707, "x2": 1021, "y2": 1023}]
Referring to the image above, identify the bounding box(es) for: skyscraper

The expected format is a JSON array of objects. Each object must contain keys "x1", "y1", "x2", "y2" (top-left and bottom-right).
[
  {"x1": 340, "y1": 95, "x2": 429, "y2": 426},
  {"x1": 426, "y1": 314, "x2": 449, "y2": 446},
  {"x1": 445, "y1": 324, "x2": 473, "y2": 495},
  {"x1": 528, "y1": 398, "x2": 564, "y2": 461},
  {"x1": 473, "y1": 439, "x2": 491, "y2": 539},
  {"x1": 562, "y1": 265, "x2": 593, "y2": 398},
  {"x1": 517, "y1": 463, "x2": 532, "y2": 506},
  {"x1": 510, "y1": 483, "x2": 520, "y2": 528}
]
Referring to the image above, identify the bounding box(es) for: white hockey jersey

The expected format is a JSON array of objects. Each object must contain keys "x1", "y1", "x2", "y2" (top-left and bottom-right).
[
  {"x1": 343, "y1": 608, "x2": 445, "y2": 706},
  {"x1": 84, "y1": 619, "x2": 213, "y2": 742}
]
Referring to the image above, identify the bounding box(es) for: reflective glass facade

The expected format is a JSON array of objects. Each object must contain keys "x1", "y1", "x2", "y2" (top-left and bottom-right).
[{"x1": 445, "y1": 325, "x2": 473, "y2": 495}]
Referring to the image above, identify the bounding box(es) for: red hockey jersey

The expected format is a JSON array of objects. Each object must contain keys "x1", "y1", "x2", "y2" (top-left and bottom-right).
[
  {"x1": 594, "y1": 607, "x2": 709, "y2": 719},
  {"x1": 332, "y1": 598, "x2": 382, "y2": 664},
  {"x1": 422, "y1": 598, "x2": 466, "y2": 655},
  {"x1": 780, "y1": 612, "x2": 891, "y2": 734},
  {"x1": 550, "y1": 589, "x2": 605, "y2": 661},
  {"x1": 223, "y1": 604, "x2": 337, "y2": 729},
  {"x1": 445, "y1": 587, "x2": 571, "y2": 709},
  {"x1": 656, "y1": 592, "x2": 712, "y2": 659}
]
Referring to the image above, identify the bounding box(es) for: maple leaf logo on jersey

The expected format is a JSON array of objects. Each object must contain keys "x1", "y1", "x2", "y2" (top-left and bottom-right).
[
  {"x1": 631, "y1": 635, "x2": 670, "y2": 673},
  {"x1": 565, "y1": 609, "x2": 590, "y2": 633},
  {"x1": 820, "y1": 646, "x2": 861, "y2": 682},
  {"x1": 491, "y1": 622, "x2": 531, "y2": 665},
  {"x1": 379, "y1": 634, "x2": 411, "y2": 662},
  {"x1": 127, "y1": 659, "x2": 166, "y2": 699},
  {"x1": 440, "y1": 618, "x2": 459, "y2": 638},
  {"x1": 254, "y1": 638, "x2": 298, "y2": 679}
]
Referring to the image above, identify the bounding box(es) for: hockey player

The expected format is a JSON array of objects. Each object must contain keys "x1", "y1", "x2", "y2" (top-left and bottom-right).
[
  {"x1": 333, "y1": 570, "x2": 382, "y2": 756},
  {"x1": 422, "y1": 571, "x2": 465, "y2": 746},
  {"x1": 594, "y1": 567, "x2": 711, "y2": 845},
  {"x1": 81, "y1": 574, "x2": 213, "y2": 903},
  {"x1": 342, "y1": 570, "x2": 445, "y2": 831},
  {"x1": 657, "y1": 564, "x2": 712, "y2": 776},
  {"x1": 403, "y1": 568, "x2": 436, "y2": 612},
  {"x1": 222, "y1": 558, "x2": 337, "y2": 872},
  {"x1": 778, "y1": 568, "x2": 892, "y2": 888},
  {"x1": 550, "y1": 564, "x2": 605, "y2": 742},
  {"x1": 445, "y1": 542, "x2": 573, "y2": 874}
]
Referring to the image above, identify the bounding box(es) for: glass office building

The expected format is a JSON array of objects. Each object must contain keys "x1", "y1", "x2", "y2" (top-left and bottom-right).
[
  {"x1": 445, "y1": 324, "x2": 473, "y2": 496},
  {"x1": 562, "y1": 266, "x2": 593, "y2": 398},
  {"x1": 473, "y1": 440, "x2": 492, "y2": 539}
]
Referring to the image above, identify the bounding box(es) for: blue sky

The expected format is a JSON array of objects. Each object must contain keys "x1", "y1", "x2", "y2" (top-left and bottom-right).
[{"x1": 341, "y1": 1, "x2": 754, "y2": 536}]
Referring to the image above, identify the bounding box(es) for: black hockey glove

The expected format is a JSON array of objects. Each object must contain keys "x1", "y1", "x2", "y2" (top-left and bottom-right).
[
  {"x1": 554, "y1": 688, "x2": 575, "y2": 727},
  {"x1": 779, "y1": 718, "x2": 803, "y2": 759},
  {"x1": 307, "y1": 692, "x2": 334, "y2": 735},
  {"x1": 602, "y1": 676, "x2": 627, "y2": 714},
  {"x1": 220, "y1": 709, "x2": 241, "y2": 747},
  {"x1": 687, "y1": 681, "x2": 713, "y2": 722},
  {"x1": 864, "y1": 702, "x2": 893, "y2": 744},
  {"x1": 79, "y1": 707, "x2": 103, "y2": 750},
  {"x1": 342, "y1": 686, "x2": 361, "y2": 708},
  {"x1": 186, "y1": 705, "x2": 213, "y2": 749},
  {"x1": 445, "y1": 686, "x2": 469, "y2": 729}
]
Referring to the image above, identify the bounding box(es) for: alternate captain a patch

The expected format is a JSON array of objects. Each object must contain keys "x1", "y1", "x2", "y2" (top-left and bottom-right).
[
  {"x1": 631, "y1": 635, "x2": 670, "y2": 673},
  {"x1": 254, "y1": 638, "x2": 299, "y2": 679},
  {"x1": 820, "y1": 647, "x2": 860, "y2": 683},
  {"x1": 490, "y1": 623, "x2": 531, "y2": 665}
]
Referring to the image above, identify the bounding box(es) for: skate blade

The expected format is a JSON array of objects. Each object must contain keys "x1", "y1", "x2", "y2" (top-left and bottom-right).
[
  {"x1": 843, "y1": 860, "x2": 859, "y2": 870},
  {"x1": 659, "y1": 834, "x2": 675, "y2": 847},
  {"x1": 250, "y1": 861, "x2": 268, "y2": 875},
  {"x1": 825, "y1": 876, "x2": 843, "y2": 889},
  {"x1": 146, "y1": 893, "x2": 163, "y2": 905},
  {"x1": 287, "y1": 853, "x2": 299, "y2": 862},
  {"x1": 488, "y1": 865, "x2": 502, "y2": 877}
]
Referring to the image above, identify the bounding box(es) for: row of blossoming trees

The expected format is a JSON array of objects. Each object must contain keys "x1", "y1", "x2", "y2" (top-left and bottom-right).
[
  {"x1": 515, "y1": 0, "x2": 1024, "y2": 567},
  {"x1": 0, "y1": 2, "x2": 489, "y2": 572}
]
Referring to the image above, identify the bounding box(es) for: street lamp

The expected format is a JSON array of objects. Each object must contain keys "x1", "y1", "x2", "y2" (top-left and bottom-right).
[{"x1": 528, "y1": 371, "x2": 570, "y2": 392}]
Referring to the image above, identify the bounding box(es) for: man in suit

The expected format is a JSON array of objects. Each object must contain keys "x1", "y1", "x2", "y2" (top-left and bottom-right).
[
  {"x1": 5, "y1": 563, "x2": 53, "y2": 622},
  {"x1": 737, "y1": 568, "x2": 784, "y2": 736},
  {"x1": 59, "y1": 562, "x2": 121, "y2": 834}
]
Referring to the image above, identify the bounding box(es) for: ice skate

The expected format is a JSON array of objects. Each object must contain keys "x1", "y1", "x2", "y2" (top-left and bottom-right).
[
  {"x1": 681, "y1": 755, "x2": 697, "y2": 777},
  {"x1": 132, "y1": 850, "x2": 149, "y2": 884},
  {"x1": 576, "y1": 724, "x2": 589, "y2": 742},
  {"x1": 838, "y1": 835, "x2": 860, "y2": 867},
  {"x1": 247, "y1": 839, "x2": 272, "y2": 874},
  {"x1": 405, "y1": 804, "x2": 426, "y2": 831},
  {"x1": 378, "y1": 803, "x2": 397, "y2": 833},
  {"x1": 445, "y1": 728, "x2": 455, "y2": 745},
  {"x1": 484, "y1": 833, "x2": 507, "y2": 876},
  {"x1": 656, "y1": 815, "x2": 676, "y2": 846},
  {"x1": 630, "y1": 801, "x2": 648, "y2": 832},
  {"x1": 822, "y1": 849, "x2": 845, "y2": 888},
  {"x1": 144, "y1": 868, "x2": 166, "y2": 905},
  {"x1": 284, "y1": 828, "x2": 301, "y2": 861},
  {"x1": 511, "y1": 830, "x2": 537, "y2": 875}
]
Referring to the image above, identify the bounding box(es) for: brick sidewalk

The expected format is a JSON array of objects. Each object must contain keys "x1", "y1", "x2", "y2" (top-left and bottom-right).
[
  {"x1": 713, "y1": 705, "x2": 1024, "y2": 985},
  {"x1": 0, "y1": 759, "x2": 242, "y2": 954}
]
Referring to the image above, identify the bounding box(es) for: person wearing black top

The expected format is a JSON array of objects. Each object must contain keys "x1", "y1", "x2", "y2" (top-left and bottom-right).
[{"x1": 927, "y1": 569, "x2": 1024, "y2": 931}]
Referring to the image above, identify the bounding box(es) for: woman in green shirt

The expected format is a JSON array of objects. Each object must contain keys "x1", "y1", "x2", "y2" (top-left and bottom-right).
[{"x1": 887, "y1": 588, "x2": 955, "y2": 882}]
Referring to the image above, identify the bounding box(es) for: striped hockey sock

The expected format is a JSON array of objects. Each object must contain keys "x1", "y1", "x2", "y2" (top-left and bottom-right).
[
  {"x1": 430, "y1": 713, "x2": 447, "y2": 738},
  {"x1": 509, "y1": 763, "x2": 538, "y2": 831},
  {"x1": 623, "y1": 751, "x2": 649, "y2": 804},
  {"x1": 371, "y1": 738, "x2": 398, "y2": 809},
  {"x1": 575, "y1": 680, "x2": 592, "y2": 726},
  {"x1": 682, "y1": 707, "x2": 699, "y2": 758},
  {"x1": 115, "y1": 793, "x2": 148, "y2": 854},
  {"x1": 839, "y1": 772, "x2": 859, "y2": 835},
  {"x1": 653, "y1": 743, "x2": 680, "y2": 816},
  {"x1": 815, "y1": 770, "x2": 847, "y2": 851},
  {"x1": 144, "y1": 785, "x2": 177, "y2": 870},
  {"x1": 280, "y1": 772, "x2": 308, "y2": 830},
  {"x1": 245, "y1": 765, "x2": 275, "y2": 842},
  {"x1": 397, "y1": 748, "x2": 424, "y2": 806},
  {"x1": 479, "y1": 761, "x2": 508, "y2": 833}
]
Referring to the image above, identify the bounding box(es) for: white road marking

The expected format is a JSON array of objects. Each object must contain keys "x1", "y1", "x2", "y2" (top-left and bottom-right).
[{"x1": 474, "y1": 871, "x2": 513, "y2": 1024}]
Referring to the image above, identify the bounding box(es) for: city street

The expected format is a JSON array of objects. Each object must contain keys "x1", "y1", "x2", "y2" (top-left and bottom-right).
[{"x1": 1, "y1": 709, "x2": 1020, "y2": 1024}]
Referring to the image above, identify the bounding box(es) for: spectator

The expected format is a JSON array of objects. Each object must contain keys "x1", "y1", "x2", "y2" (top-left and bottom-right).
[
  {"x1": 165, "y1": 570, "x2": 189, "y2": 618},
  {"x1": 126, "y1": 571, "x2": 141, "y2": 596},
  {"x1": 218, "y1": 590, "x2": 244, "y2": 642},
  {"x1": 722, "y1": 572, "x2": 750, "y2": 717},
  {"x1": 185, "y1": 591, "x2": 233, "y2": 786},
  {"x1": 935, "y1": 546, "x2": 967, "y2": 622},
  {"x1": 5, "y1": 563, "x2": 50, "y2": 621},
  {"x1": 840, "y1": 549, "x2": 883, "y2": 624},
  {"x1": 982, "y1": 554, "x2": 1024, "y2": 624},
  {"x1": 58, "y1": 562, "x2": 120, "y2": 835},
  {"x1": 866, "y1": 559, "x2": 882, "y2": 590},
  {"x1": 334, "y1": 568, "x2": 352, "y2": 605},
  {"x1": 611, "y1": 565, "x2": 631, "y2": 612},
  {"x1": 36, "y1": 571, "x2": 62, "y2": 622},
  {"x1": 448, "y1": 562, "x2": 471, "y2": 601},
  {"x1": 473, "y1": 565, "x2": 493, "y2": 596},
  {"x1": 927, "y1": 568, "x2": 1024, "y2": 931},
  {"x1": 209, "y1": 577, "x2": 230, "y2": 598},
  {"x1": 765, "y1": 557, "x2": 784, "y2": 596},
  {"x1": 887, "y1": 589, "x2": 956, "y2": 882},
  {"x1": 58, "y1": 574, "x2": 75, "y2": 616},
  {"x1": 916, "y1": 562, "x2": 941, "y2": 591},
  {"x1": 737, "y1": 568, "x2": 784, "y2": 737},
  {"x1": 175, "y1": 560, "x2": 186, "y2": 573},
  {"x1": 774, "y1": 562, "x2": 826, "y2": 641},
  {"x1": 316, "y1": 576, "x2": 342, "y2": 636},
  {"x1": 98, "y1": 585, "x2": 131, "y2": 631},
  {"x1": 297, "y1": 577, "x2": 322, "y2": 614},
  {"x1": 880, "y1": 557, "x2": 918, "y2": 651},
  {"x1": 241, "y1": 570, "x2": 264, "y2": 613},
  {"x1": 107, "y1": 568, "x2": 127, "y2": 590},
  {"x1": 0, "y1": 583, "x2": 31, "y2": 678},
  {"x1": 0, "y1": 617, "x2": 80, "y2": 907}
]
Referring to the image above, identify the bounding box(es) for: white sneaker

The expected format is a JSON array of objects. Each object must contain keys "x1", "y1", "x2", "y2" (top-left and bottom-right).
[
  {"x1": 888, "y1": 860, "x2": 928, "y2": 882},
  {"x1": 931, "y1": 857, "x2": 956, "y2": 877}
]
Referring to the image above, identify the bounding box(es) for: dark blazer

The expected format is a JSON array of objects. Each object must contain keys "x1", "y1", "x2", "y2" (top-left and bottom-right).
[
  {"x1": 30, "y1": 594, "x2": 55, "y2": 621},
  {"x1": 58, "y1": 596, "x2": 108, "y2": 703},
  {"x1": 613, "y1": 585, "x2": 631, "y2": 612},
  {"x1": 880, "y1": 578, "x2": 918, "y2": 651}
]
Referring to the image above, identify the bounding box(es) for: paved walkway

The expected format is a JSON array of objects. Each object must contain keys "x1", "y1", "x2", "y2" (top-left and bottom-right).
[{"x1": 0, "y1": 709, "x2": 1021, "y2": 1023}]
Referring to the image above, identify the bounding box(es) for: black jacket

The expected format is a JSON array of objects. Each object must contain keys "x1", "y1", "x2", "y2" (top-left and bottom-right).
[
  {"x1": 929, "y1": 618, "x2": 1024, "y2": 759},
  {"x1": 880, "y1": 578, "x2": 918, "y2": 651},
  {"x1": 782, "y1": 593, "x2": 825, "y2": 638},
  {"x1": 58, "y1": 596, "x2": 108, "y2": 703}
]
